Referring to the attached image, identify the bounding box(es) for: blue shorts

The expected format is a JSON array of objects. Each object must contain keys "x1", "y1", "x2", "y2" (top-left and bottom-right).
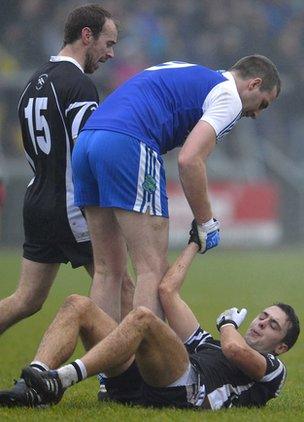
[{"x1": 72, "y1": 130, "x2": 168, "y2": 217}]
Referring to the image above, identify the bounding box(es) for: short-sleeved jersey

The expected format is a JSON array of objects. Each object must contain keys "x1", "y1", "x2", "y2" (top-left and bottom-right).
[
  {"x1": 83, "y1": 61, "x2": 242, "y2": 154},
  {"x1": 18, "y1": 56, "x2": 99, "y2": 243},
  {"x1": 185, "y1": 326, "x2": 286, "y2": 410}
]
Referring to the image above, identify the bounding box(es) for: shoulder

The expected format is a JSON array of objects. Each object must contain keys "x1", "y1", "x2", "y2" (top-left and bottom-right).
[
  {"x1": 55, "y1": 62, "x2": 95, "y2": 87},
  {"x1": 48, "y1": 62, "x2": 98, "y2": 102},
  {"x1": 260, "y1": 354, "x2": 286, "y2": 381},
  {"x1": 258, "y1": 354, "x2": 286, "y2": 398},
  {"x1": 205, "y1": 79, "x2": 242, "y2": 111}
]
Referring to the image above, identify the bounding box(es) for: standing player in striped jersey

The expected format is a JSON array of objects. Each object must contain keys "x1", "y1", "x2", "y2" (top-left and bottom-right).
[
  {"x1": 0, "y1": 223, "x2": 299, "y2": 409},
  {"x1": 0, "y1": 5, "x2": 133, "y2": 334},
  {"x1": 72, "y1": 55, "x2": 281, "y2": 320}
]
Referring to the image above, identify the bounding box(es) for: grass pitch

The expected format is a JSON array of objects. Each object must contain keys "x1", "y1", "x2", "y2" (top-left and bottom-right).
[{"x1": 0, "y1": 248, "x2": 303, "y2": 421}]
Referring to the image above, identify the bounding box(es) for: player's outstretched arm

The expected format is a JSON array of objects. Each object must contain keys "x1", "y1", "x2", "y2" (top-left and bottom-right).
[
  {"x1": 159, "y1": 238, "x2": 200, "y2": 342},
  {"x1": 178, "y1": 120, "x2": 216, "y2": 224},
  {"x1": 217, "y1": 308, "x2": 267, "y2": 380},
  {"x1": 178, "y1": 121, "x2": 220, "y2": 254}
]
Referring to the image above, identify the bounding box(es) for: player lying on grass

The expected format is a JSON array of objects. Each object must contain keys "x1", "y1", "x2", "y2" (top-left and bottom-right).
[{"x1": 0, "y1": 222, "x2": 300, "y2": 410}]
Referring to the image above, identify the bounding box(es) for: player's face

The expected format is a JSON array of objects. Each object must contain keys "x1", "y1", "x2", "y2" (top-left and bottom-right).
[
  {"x1": 244, "y1": 306, "x2": 290, "y2": 355},
  {"x1": 241, "y1": 83, "x2": 277, "y2": 119},
  {"x1": 84, "y1": 19, "x2": 117, "y2": 74}
]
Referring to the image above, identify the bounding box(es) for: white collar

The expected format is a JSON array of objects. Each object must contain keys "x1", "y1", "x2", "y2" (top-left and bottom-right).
[
  {"x1": 222, "y1": 71, "x2": 240, "y2": 96},
  {"x1": 222, "y1": 71, "x2": 235, "y2": 84},
  {"x1": 50, "y1": 56, "x2": 84, "y2": 73}
]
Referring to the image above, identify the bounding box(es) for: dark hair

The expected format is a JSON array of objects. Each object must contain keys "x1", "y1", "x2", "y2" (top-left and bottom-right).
[
  {"x1": 230, "y1": 54, "x2": 281, "y2": 97},
  {"x1": 275, "y1": 303, "x2": 300, "y2": 350},
  {"x1": 63, "y1": 4, "x2": 113, "y2": 47}
]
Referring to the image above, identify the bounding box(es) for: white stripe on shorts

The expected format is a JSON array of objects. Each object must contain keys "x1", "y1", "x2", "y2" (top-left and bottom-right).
[
  {"x1": 133, "y1": 142, "x2": 162, "y2": 216},
  {"x1": 134, "y1": 142, "x2": 148, "y2": 213},
  {"x1": 153, "y1": 153, "x2": 161, "y2": 216}
]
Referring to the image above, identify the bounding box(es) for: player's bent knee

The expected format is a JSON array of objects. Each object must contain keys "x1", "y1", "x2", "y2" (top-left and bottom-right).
[
  {"x1": 131, "y1": 306, "x2": 158, "y2": 326},
  {"x1": 63, "y1": 294, "x2": 94, "y2": 315}
]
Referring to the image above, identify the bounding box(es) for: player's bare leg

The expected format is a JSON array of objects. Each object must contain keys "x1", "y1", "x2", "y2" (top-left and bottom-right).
[
  {"x1": 89, "y1": 267, "x2": 134, "y2": 319},
  {"x1": 120, "y1": 272, "x2": 135, "y2": 318},
  {"x1": 31, "y1": 294, "x2": 132, "y2": 375},
  {"x1": 0, "y1": 259, "x2": 60, "y2": 334},
  {"x1": 76, "y1": 306, "x2": 189, "y2": 386},
  {"x1": 85, "y1": 206, "x2": 130, "y2": 322},
  {"x1": 0, "y1": 295, "x2": 133, "y2": 408},
  {"x1": 114, "y1": 209, "x2": 169, "y2": 319},
  {"x1": 85, "y1": 254, "x2": 135, "y2": 319},
  {"x1": 0, "y1": 306, "x2": 188, "y2": 407}
]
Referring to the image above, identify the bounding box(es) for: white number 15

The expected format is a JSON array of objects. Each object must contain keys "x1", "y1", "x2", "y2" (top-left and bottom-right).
[{"x1": 24, "y1": 97, "x2": 51, "y2": 155}]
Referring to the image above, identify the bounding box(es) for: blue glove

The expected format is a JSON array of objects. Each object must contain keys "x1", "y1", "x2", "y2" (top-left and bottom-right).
[{"x1": 197, "y1": 218, "x2": 220, "y2": 254}]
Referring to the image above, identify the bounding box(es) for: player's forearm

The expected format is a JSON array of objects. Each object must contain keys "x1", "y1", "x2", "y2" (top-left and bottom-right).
[
  {"x1": 178, "y1": 156, "x2": 212, "y2": 224},
  {"x1": 220, "y1": 325, "x2": 266, "y2": 380},
  {"x1": 159, "y1": 243, "x2": 198, "y2": 296},
  {"x1": 220, "y1": 326, "x2": 254, "y2": 370},
  {"x1": 159, "y1": 243, "x2": 200, "y2": 342},
  {"x1": 220, "y1": 324, "x2": 249, "y2": 353}
]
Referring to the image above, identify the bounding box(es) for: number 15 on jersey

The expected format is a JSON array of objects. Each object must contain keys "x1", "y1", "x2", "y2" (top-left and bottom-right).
[{"x1": 24, "y1": 97, "x2": 51, "y2": 155}]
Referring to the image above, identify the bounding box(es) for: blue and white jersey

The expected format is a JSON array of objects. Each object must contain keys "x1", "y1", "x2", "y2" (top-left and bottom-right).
[{"x1": 83, "y1": 61, "x2": 242, "y2": 154}]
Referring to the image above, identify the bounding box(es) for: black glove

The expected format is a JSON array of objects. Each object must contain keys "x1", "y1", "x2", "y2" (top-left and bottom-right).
[{"x1": 188, "y1": 220, "x2": 202, "y2": 250}]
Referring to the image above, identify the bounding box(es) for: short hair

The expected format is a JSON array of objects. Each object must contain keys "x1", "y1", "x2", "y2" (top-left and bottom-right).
[
  {"x1": 63, "y1": 4, "x2": 113, "y2": 47},
  {"x1": 230, "y1": 54, "x2": 281, "y2": 97},
  {"x1": 275, "y1": 303, "x2": 300, "y2": 350}
]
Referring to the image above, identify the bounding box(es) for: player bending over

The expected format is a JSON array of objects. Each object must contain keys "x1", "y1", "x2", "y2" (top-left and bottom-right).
[{"x1": 0, "y1": 223, "x2": 299, "y2": 410}]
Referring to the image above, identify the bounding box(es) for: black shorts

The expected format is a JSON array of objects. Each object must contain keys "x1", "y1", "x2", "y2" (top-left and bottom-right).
[
  {"x1": 142, "y1": 383, "x2": 196, "y2": 409},
  {"x1": 105, "y1": 361, "x2": 144, "y2": 405},
  {"x1": 23, "y1": 238, "x2": 93, "y2": 268},
  {"x1": 141, "y1": 365, "x2": 208, "y2": 409}
]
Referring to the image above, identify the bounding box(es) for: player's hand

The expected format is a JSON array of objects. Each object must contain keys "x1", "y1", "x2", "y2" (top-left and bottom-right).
[
  {"x1": 216, "y1": 307, "x2": 248, "y2": 331},
  {"x1": 188, "y1": 220, "x2": 202, "y2": 249},
  {"x1": 197, "y1": 218, "x2": 220, "y2": 254}
]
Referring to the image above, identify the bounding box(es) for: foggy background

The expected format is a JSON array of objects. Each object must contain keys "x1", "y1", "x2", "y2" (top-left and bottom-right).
[{"x1": 1, "y1": 0, "x2": 304, "y2": 248}]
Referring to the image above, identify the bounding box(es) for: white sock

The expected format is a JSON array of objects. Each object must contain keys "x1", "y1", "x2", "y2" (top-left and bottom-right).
[
  {"x1": 57, "y1": 359, "x2": 87, "y2": 388},
  {"x1": 30, "y1": 360, "x2": 50, "y2": 372}
]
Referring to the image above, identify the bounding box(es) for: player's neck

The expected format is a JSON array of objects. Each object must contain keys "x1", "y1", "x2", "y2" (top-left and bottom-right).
[
  {"x1": 230, "y1": 70, "x2": 247, "y2": 96},
  {"x1": 58, "y1": 43, "x2": 85, "y2": 71}
]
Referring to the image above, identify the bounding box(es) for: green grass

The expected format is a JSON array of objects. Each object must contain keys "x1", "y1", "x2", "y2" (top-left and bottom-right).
[{"x1": 0, "y1": 248, "x2": 303, "y2": 421}]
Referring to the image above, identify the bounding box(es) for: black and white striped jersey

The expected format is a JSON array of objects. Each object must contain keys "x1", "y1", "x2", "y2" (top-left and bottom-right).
[
  {"x1": 18, "y1": 56, "x2": 99, "y2": 243},
  {"x1": 185, "y1": 326, "x2": 286, "y2": 410}
]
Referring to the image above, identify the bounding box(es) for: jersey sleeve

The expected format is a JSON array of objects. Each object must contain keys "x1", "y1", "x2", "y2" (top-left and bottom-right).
[
  {"x1": 65, "y1": 76, "x2": 99, "y2": 140},
  {"x1": 200, "y1": 81, "x2": 242, "y2": 142},
  {"x1": 259, "y1": 354, "x2": 287, "y2": 397},
  {"x1": 184, "y1": 325, "x2": 213, "y2": 354}
]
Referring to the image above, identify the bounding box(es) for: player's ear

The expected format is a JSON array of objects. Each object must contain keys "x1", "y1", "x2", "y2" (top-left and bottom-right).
[
  {"x1": 81, "y1": 27, "x2": 93, "y2": 45},
  {"x1": 273, "y1": 342, "x2": 288, "y2": 355},
  {"x1": 248, "y1": 78, "x2": 262, "y2": 90}
]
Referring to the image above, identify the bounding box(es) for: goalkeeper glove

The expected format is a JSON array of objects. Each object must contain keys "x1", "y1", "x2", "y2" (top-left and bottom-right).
[
  {"x1": 197, "y1": 218, "x2": 220, "y2": 254},
  {"x1": 216, "y1": 307, "x2": 248, "y2": 331}
]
